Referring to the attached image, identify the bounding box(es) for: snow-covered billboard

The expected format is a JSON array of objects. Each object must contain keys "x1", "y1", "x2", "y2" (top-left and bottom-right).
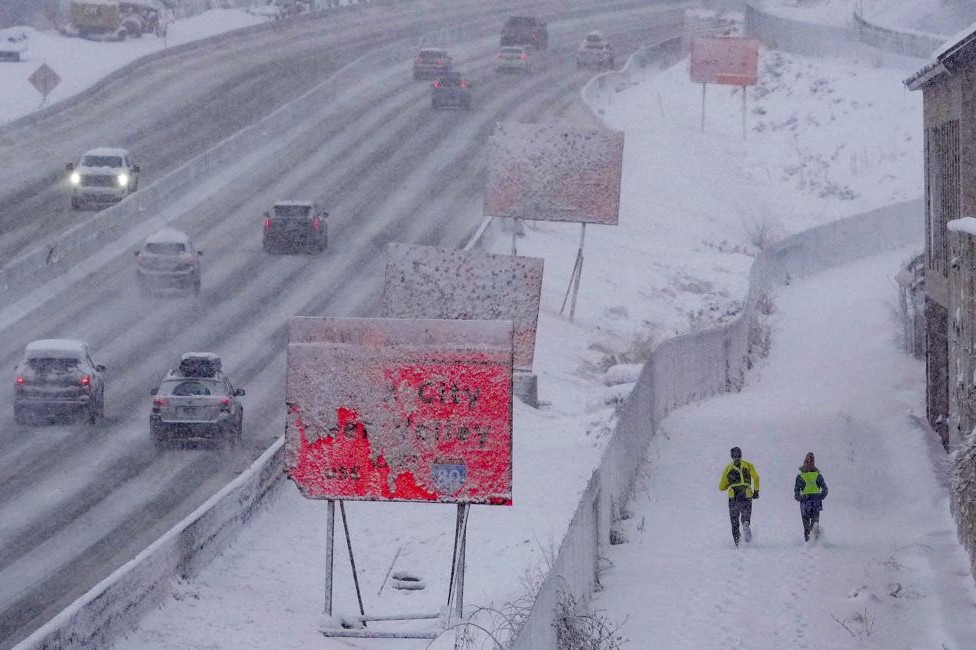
[
  {"x1": 285, "y1": 317, "x2": 514, "y2": 505},
  {"x1": 690, "y1": 37, "x2": 760, "y2": 86},
  {"x1": 484, "y1": 122, "x2": 624, "y2": 225},
  {"x1": 381, "y1": 243, "x2": 543, "y2": 372}
]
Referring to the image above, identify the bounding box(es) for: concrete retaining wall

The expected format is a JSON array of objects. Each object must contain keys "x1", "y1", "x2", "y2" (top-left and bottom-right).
[
  {"x1": 511, "y1": 199, "x2": 922, "y2": 647},
  {"x1": 745, "y1": 1, "x2": 946, "y2": 60},
  {"x1": 18, "y1": 440, "x2": 285, "y2": 649}
]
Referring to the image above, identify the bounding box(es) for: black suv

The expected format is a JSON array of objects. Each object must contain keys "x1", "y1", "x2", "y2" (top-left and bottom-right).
[
  {"x1": 14, "y1": 339, "x2": 106, "y2": 425},
  {"x1": 150, "y1": 353, "x2": 245, "y2": 449},
  {"x1": 500, "y1": 16, "x2": 548, "y2": 50},
  {"x1": 431, "y1": 72, "x2": 473, "y2": 110},
  {"x1": 262, "y1": 201, "x2": 328, "y2": 254}
]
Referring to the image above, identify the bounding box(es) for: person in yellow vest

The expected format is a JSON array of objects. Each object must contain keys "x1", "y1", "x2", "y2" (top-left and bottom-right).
[
  {"x1": 794, "y1": 452, "x2": 828, "y2": 542},
  {"x1": 718, "y1": 446, "x2": 760, "y2": 547}
]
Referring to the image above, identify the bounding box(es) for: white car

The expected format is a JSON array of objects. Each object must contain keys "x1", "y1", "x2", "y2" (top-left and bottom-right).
[
  {"x1": 135, "y1": 228, "x2": 203, "y2": 295},
  {"x1": 576, "y1": 31, "x2": 614, "y2": 69},
  {"x1": 496, "y1": 45, "x2": 532, "y2": 74},
  {"x1": 66, "y1": 147, "x2": 140, "y2": 210}
]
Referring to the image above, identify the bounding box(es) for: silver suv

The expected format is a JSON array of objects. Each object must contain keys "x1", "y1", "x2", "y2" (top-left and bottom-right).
[
  {"x1": 67, "y1": 147, "x2": 140, "y2": 210},
  {"x1": 14, "y1": 339, "x2": 106, "y2": 425},
  {"x1": 150, "y1": 353, "x2": 245, "y2": 449},
  {"x1": 134, "y1": 228, "x2": 202, "y2": 295}
]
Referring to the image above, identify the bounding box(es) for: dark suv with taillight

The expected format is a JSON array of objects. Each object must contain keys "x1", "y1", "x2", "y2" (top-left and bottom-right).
[
  {"x1": 262, "y1": 200, "x2": 328, "y2": 254},
  {"x1": 14, "y1": 339, "x2": 106, "y2": 425},
  {"x1": 150, "y1": 353, "x2": 245, "y2": 449},
  {"x1": 134, "y1": 228, "x2": 202, "y2": 295},
  {"x1": 431, "y1": 72, "x2": 473, "y2": 110},
  {"x1": 413, "y1": 47, "x2": 452, "y2": 80}
]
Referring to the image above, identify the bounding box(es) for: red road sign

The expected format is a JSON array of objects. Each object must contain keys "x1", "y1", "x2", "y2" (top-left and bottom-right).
[
  {"x1": 28, "y1": 63, "x2": 61, "y2": 98},
  {"x1": 285, "y1": 317, "x2": 514, "y2": 505},
  {"x1": 690, "y1": 37, "x2": 759, "y2": 86}
]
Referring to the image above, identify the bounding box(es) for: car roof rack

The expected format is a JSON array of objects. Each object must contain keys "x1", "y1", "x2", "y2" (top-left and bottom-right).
[{"x1": 176, "y1": 352, "x2": 222, "y2": 377}]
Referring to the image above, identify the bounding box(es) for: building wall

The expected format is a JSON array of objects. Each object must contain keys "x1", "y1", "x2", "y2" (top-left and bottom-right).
[
  {"x1": 923, "y1": 59, "x2": 976, "y2": 448},
  {"x1": 923, "y1": 77, "x2": 959, "y2": 447}
]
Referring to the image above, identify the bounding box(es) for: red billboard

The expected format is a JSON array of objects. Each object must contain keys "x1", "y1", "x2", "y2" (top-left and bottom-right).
[
  {"x1": 690, "y1": 37, "x2": 759, "y2": 86},
  {"x1": 285, "y1": 317, "x2": 514, "y2": 505}
]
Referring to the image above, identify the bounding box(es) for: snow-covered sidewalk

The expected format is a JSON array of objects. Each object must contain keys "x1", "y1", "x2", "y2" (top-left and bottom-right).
[{"x1": 598, "y1": 248, "x2": 976, "y2": 648}]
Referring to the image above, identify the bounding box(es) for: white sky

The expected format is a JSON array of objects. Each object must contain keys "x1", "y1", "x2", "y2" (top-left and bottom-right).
[{"x1": 5, "y1": 3, "x2": 973, "y2": 649}]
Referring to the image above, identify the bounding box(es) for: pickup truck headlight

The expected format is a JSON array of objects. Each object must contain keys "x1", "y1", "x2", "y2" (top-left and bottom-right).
[
  {"x1": 117, "y1": 173, "x2": 129, "y2": 187},
  {"x1": 69, "y1": 172, "x2": 81, "y2": 186}
]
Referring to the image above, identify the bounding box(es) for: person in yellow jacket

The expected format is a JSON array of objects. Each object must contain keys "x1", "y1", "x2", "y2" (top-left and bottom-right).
[{"x1": 718, "y1": 446, "x2": 760, "y2": 547}]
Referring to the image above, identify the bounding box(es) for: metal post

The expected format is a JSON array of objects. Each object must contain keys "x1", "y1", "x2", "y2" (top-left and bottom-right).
[
  {"x1": 701, "y1": 83, "x2": 706, "y2": 133},
  {"x1": 569, "y1": 223, "x2": 587, "y2": 322},
  {"x1": 446, "y1": 504, "x2": 463, "y2": 609},
  {"x1": 511, "y1": 218, "x2": 519, "y2": 256},
  {"x1": 324, "y1": 500, "x2": 335, "y2": 616},
  {"x1": 455, "y1": 505, "x2": 468, "y2": 619},
  {"x1": 742, "y1": 86, "x2": 747, "y2": 139},
  {"x1": 339, "y1": 501, "x2": 366, "y2": 623}
]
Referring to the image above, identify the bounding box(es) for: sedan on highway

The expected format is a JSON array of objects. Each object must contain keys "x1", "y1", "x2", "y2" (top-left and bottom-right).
[
  {"x1": 431, "y1": 72, "x2": 472, "y2": 110},
  {"x1": 13, "y1": 339, "x2": 106, "y2": 425},
  {"x1": 496, "y1": 46, "x2": 532, "y2": 73},
  {"x1": 150, "y1": 353, "x2": 245, "y2": 449},
  {"x1": 134, "y1": 228, "x2": 202, "y2": 296},
  {"x1": 413, "y1": 47, "x2": 452, "y2": 80},
  {"x1": 576, "y1": 31, "x2": 614, "y2": 69}
]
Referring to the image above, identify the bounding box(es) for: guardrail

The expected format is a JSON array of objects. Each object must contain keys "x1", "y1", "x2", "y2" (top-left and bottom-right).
[
  {"x1": 744, "y1": 0, "x2": 947, "y2": 60},
  {"x1": 852, "y1": 11, "x2": 943, "y2": 60}
]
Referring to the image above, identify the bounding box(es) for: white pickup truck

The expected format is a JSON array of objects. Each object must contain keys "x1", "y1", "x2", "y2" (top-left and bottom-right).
[{"x1": 0, "y1": 28, "x2": 29, "y2": 62}]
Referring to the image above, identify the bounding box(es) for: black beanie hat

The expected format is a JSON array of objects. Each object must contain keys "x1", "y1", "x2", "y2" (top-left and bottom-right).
[{"x1": 730, "y1": 447, "x2": 742, "y2": 459}]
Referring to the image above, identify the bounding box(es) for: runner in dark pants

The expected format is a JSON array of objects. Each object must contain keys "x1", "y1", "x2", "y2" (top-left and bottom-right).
[
  {"x1": 794, "y1": 452, "x2": 828, "y2": 542},
  {"x1": 719, "y1": 447, "x2": 760, "y2": 547}
]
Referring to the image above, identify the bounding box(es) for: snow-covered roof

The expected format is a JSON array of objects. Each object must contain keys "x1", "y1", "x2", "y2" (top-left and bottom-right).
[
  {"x1": 24, "y1": 339, "x2": 88, "y2": 359},
  {"x1": 906, "y1": 20, "x2": 976, "y2": 90},
  {"x1": 82, "y1": 147, "x2": 129, "y2": 158},
  {"x1": 948, "y1": 217, "x2": 976, "y2": 237},
  {"x1": 145, "y1": 228, "x2": 191, "y2": 245},
  {"x1": 273, "y1": 200, "x2": 313, "y2": 207}
]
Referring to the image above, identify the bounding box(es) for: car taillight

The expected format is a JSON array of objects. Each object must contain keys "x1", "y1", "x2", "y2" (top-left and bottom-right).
[
  {"x1": 15, "y1": 375, "x2": 25, "y2": 386},
  {"x1": 520, "y1": 53, "x2": 527, "y2": 60},
  {"x1": 459, "y1": 81, "x2": 467, "y2": 89},
  {"x1": 264, "y1": 217, "x2": 271, "y2": 229},
  {"x1": 435, "y1": 59, "x2": 445, "y2": 65},
  {"x1": 312, "y1": 217, "x2": 321, "y2": 230},
  {"x1": 80, "y1": 374, "x2": 91, "y2": 387},
  {"x1": 152, "y1": 397, "x2": 168, "y2": 412},
  {"x1": 220, "y1": 397, "x2": 231, "y2": 412},
  {"x1": 433, "y1": 81, "x2": 442, "y2": 88}
]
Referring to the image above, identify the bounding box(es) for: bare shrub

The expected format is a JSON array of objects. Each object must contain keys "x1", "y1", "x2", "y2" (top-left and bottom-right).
[
  {"x1": 741, "y1": 212, "x2": 783, "y2": 252},
  {"x1": 554, "y1": 590, "x2": 628, "y2": 649}
]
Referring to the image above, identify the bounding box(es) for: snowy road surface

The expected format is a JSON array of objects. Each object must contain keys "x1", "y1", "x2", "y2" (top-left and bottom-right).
[
  {"x1": 0, "y1": 1, "x2": 684, "y2": 646},
  {"x1": 598, "y1": 248, "x2": 976, "y2": 649}
]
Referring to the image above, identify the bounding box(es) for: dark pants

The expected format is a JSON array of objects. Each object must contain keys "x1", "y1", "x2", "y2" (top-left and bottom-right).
[
  {"x1": 800, "y1": 501, "x2": 821, "y2": 541},
  {"x1": 728, "y1": 496, "x2": 752, "y2": 545}
]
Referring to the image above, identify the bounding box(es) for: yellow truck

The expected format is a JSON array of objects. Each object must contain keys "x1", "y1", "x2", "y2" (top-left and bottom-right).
[{"x1": 63, "y1": 0, "x2": 164, "y2": 41}]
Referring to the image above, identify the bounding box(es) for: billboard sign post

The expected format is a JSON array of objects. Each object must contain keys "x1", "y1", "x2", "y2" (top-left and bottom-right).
[
  {"x1": 484, "y1": 123, "x2": 624, "y2": 322},
  {"x1": 690, "y1": 37, "x2": 760, "y2": 137},
  {"x1": 286, "y1": 316, "x2": 514, "y2": 638}
]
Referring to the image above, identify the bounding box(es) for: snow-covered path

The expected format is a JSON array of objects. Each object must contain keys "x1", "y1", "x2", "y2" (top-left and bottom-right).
[{"x1": 598, "y1": 248, "x2": 976, "y2": 649}]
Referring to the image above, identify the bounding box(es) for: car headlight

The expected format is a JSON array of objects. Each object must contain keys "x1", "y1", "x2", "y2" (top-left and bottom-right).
[
  {"x1": 70, "y1": 172, "x2": 81, "y2": 186},
  {"x1": 117, "y1": 173, "x2": 129, "y2": 187}
]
